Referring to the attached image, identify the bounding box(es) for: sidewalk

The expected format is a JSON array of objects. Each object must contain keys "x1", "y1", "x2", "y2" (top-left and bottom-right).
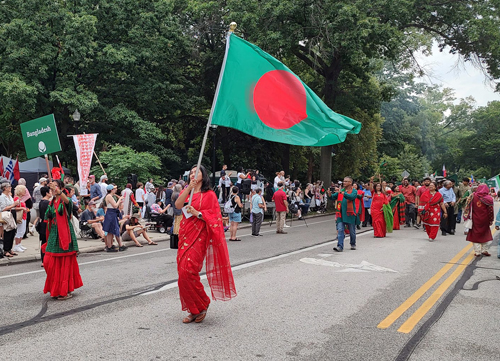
[{"x1": 0, "y1": 211, "x2": 335, "y2": 266}]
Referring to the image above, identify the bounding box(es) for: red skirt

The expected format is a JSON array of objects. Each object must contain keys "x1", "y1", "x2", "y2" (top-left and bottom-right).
[
  {"x1": 44, "y1": 252, "x2": 83, "y2": 297},
  {"x1": 372, "y1": 209, "x2": 386, "y2": 238}
]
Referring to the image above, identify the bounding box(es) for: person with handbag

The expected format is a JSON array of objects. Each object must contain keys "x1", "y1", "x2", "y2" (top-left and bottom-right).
[
  {"x1": 38, "y1": 186, "x2": 51, "y2": 266},
  {"x1": 12, "y1": 185, "x2": 29, "y2": 253},
  {"x1": 174, "y1": 165, "x2": 236, "y2": 323},
  {"x1": 0, "y1": 182, "x2": 20, "y2": 258},
  {"x1": 464, "y1": 184, "x2": 494, "y2": 257},
  {"x1": 420, "y1": 182, "x2": 447, "y2": 241},
  {"x1": 227, "y1": 187, "x2": 243, "y2": 241}
]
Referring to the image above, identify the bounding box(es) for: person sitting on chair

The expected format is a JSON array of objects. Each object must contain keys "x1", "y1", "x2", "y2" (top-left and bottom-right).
[
  {"x1": 150, "y1": 200, "x2": 173, "y2": 227},
  {"x1": 121, "y1": 216, "x2": 157, "y2": 247},
  {"x1": 80, "y1": 200, "x2": 105, "y2": 240}
]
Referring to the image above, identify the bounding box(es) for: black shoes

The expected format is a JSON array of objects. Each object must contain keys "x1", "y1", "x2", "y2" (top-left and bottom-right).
[
  {"x1": 351, "y1": 246, "x2": 356, "y2": 250},
  {"x1": 119, "y1": 246, "x2": 128, "y2": 251},
  {"x1": 442, "y1": 231, "x2": 447, "y2": 236},
  {"x1": 106, "y1": 247, "x2": 118, "y2": 252}
]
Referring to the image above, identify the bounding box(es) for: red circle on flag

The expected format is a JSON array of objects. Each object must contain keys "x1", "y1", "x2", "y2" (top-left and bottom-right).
[{"x1": 253, "y1": 70, "x2": 307, "y2": 129}]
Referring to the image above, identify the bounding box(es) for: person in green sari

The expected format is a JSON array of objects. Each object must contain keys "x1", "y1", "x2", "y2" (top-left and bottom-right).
[
  {"x1": 390, "y1": 186, "x2": 406, "y2": 230},
  {"x1": 43, "y1": 179, "x2": 83, "y2": 300}
]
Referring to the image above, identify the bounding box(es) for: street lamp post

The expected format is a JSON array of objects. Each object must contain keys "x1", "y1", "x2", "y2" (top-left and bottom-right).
[
  {"x1": 211, "y1": 125, "x2": 217, "y2": 188},
  {"x1": 73, "y1": 109, "x2": 81, "y2": 134}
]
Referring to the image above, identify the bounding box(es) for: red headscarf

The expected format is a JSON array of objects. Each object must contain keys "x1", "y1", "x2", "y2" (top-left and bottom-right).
[{"x1": 475, "y1": 184, "x2": 494, "y2": 206}]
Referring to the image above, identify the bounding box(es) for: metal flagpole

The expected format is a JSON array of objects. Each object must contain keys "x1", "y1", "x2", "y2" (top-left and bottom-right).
[{"x1": 187, "y1": 22, "x2": 236, "y2": 208}]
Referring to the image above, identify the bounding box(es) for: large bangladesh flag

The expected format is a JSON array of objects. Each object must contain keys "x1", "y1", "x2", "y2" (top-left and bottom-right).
[{"x1": 210, "y1": 34, "x2": 362, "y2": 146}]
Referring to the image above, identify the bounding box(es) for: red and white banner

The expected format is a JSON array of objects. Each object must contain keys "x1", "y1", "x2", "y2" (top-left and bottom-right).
[{"x1": 73, "y1": 134, "x2": 97, "y2": 196}]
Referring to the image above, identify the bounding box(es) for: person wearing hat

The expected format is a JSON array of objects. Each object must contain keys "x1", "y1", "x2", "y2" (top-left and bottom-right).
[
  {"x1": 80, "y1": 200, "x2": 106, "y2": 240},
  {"x1": 121, "y1": 215, "x2": 156, "y2": 247},
  {"x1": 33, "y1": 177, "x2": 48, "y2": 226},
  {"x1": 99, "y1": 175, "x2": 108, "y2": 200},
  {"x1": 102, "y1": 184, "x2": 123, "y2": 252}
]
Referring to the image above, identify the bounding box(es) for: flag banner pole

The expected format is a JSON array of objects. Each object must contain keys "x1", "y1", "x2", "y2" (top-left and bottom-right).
[
  {"x1": 186, "y1": 22, "x2": 236, "y2": 209},
  {"x1": 93, "y1": 150, "x2": 106, "y2": 175},
  {"x1": 45, "y1": 154, "x2": 52, "y2": 182}
]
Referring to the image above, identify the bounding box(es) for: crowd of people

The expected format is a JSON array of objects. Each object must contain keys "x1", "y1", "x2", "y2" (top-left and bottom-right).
[{"x1": 1, "y1": 163, "x2": 499, "y2": 323}]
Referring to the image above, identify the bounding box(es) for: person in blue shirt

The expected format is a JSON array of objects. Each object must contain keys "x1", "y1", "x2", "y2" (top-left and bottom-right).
[
  {"x1": 251, "y1": 188, "x2": 266, "y2": 237},
  {"x1": 89, "y1": 175, "x2": 103, "y2": 205},
  {"x1": 495, "y1": 208, "x2": 500, "y2": 258},
  {"x1": 362, "y1": 187, "x2": 372, "y2": 227},
  {"x1": 439, "y1": 180, "x2": 457, "y2": 236}
]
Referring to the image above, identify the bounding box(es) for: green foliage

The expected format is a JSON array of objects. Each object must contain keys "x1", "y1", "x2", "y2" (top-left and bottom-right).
[{"x1": 90, "y1": 145, "x2": 162, "y2": 187}]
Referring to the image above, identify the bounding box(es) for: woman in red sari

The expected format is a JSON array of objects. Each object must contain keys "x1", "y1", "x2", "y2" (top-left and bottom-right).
[
  {"x1": 175, "y1": 165, "x2": 236, "y2": 323},
  {"x1": 420, "y1": 182, "x2": 447, "y2": 241},
  {"x1": 371, "y1": 182, "x2": 388, "y2": 238},
  {"x1": 465, "y1": 184, "x2": 494, "y2": 256}
]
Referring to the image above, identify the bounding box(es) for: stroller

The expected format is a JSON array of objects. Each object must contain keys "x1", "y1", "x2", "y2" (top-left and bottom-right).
[{"x1": 80, "y1": 221, "x2": 99, "y2": 239}]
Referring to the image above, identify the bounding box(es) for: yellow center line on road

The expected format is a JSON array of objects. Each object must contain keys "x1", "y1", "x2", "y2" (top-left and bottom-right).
[
  {"x1": 377, "y1": 242, "x2": 473, "y2": 330},
  {"x1": 397, "y1": 250, "x2": 475, "y2": 334}
]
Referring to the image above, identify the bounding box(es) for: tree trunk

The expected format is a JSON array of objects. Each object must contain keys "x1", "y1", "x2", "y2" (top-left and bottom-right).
[
  {"x1": 307, "y1": 152, "x2": 314, "y2": 184},
  {"x1": 320, "y1": 145, "x2": 333, "y2": 187},
  {"x1": 319, "y1": 58, "x2": 342, "y2": 187},
  {"x1": 281, "y1": 144, "x2": 290, "y2": 175}
]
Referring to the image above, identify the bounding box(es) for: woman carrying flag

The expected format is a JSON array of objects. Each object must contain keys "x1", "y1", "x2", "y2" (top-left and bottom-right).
[
  {"x1": 175, "y1": 165, "x2": 236, "y2": 323},
  {"x1": 369, "y1": 181, "x2": 389, "y2": 238}
]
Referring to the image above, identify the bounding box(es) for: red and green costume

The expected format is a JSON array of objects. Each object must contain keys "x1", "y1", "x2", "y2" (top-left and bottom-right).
[
  {"x1": 43, "y1": 198, "x2": 83, "y2": 297},
  {"x1": 390, "y1": 193, "x2": 406, "y2": 230}
]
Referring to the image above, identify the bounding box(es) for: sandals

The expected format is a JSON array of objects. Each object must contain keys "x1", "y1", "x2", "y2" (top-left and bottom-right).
[
  {"x1": 57, "y1": 293, "x2": 73, "y2": 300},
  {"x1": 147, "y1": 242, "x2": 158, "y2": 245},
  {"x1": 183, "y1": 314, "x2": 198, "y2": 323},
  {"x1": 183, "y1": 308, "x2": 208, "y2": 324},
  {"x1": 482, "y1": 251, "x2": 491, "y2": 257},
  {"x1": 195, "y1": 309, "x2": 207, "y2": 323}
]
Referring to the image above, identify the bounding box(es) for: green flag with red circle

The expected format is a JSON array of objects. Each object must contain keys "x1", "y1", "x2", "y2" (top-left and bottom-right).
[{"x1": 210, "y1": 34, "x2": 361, "y2": 146}]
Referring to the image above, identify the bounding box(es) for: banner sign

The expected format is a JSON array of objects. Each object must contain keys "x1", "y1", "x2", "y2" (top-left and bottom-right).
[
  {"x1": 20, "y1": 114, "x2": 62, "y2": 159},
  {"x1": 485, "y1": 180, "x2": 496, "y2": 188},
  {"x1": 72, "y1": 134, "x2": 97, "y2": 196}
]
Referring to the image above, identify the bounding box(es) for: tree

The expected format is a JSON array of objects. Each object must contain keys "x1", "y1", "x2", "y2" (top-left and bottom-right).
[{"x1": 90, "y1": 145, "x2": 162, "y2": 187}]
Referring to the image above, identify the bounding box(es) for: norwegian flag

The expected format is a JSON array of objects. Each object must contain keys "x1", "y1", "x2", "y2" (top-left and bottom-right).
[{"x1": 4, "y1": 159, "x2": 14, "y2": 182}]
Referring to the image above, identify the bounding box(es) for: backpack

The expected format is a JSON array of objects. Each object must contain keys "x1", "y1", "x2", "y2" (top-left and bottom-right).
[{"x1": 224, "y1": 195, "x2": 236, "y2": 214}]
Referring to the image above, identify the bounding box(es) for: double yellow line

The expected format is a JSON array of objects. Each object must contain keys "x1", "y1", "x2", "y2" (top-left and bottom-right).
[{"x1": 377, "y1": 242, "x2": 475, "y2": 334}]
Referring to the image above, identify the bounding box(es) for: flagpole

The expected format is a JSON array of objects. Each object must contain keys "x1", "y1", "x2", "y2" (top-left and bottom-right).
[
  {"x1": 188, "y1": 22, "x2": 236, "y2": 207},
  {"x1": 45, "y1": 154, "x2": 53, "y2": 182}
]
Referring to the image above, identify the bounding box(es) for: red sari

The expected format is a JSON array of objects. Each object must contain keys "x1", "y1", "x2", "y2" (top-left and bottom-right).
[
  {"x1": 466, "y1": 185, "x2": 494, "y2": 244},
  {"x1": 177, "y1": 190, "x2": 236, "y2": 315},
  {"x1": 420, "y1": 191, "x2": 443, "y2": 240},
  {"x1": 372, "y1": 192, "x2": 388, "y2": 238}
]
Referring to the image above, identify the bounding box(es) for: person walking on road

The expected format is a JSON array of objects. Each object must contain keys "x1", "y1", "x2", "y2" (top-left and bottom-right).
[
  {"x1": 175, "y1": 165, "x2": 236, "y2": 324},
  {"x1": 102, "y1": 184, "x2": 123, "y2": 252},
  {"x1": 439, "y1": 180, "x2": 457, "y2": 236},
  {"x1": 464, "y1": 184, "x2": 494, "y2": 257},
  {"x1": 420, "y1": 182, "x2": 447, "y2": 241},
  {"x1": 328, "y1": 177, "x2": 360, "y2": 252},
  {"x1": 272, "y1": 182, "x2": 289, "y2": 234},
  {"x1": 43, "y1": 180, "x2": 83, "y2": 300},
  {"x1": 456, "y1": 178, "x2": 471, "y2": 223},
  {"x1": 399, "y1": 178, "x2": 417, "y2": 228},
  {"x1": 370, "y1": 182, "x2": 389, "y2": 238},
  {"x1": 415, "y1": 177, "x2": 431, "y2": 227},
  {"x1": 362, "y1": 186, "x2": 372, "y2": 227},
  {"x1": 390, "y1": 185, "x2": 406, "y2": 231}
]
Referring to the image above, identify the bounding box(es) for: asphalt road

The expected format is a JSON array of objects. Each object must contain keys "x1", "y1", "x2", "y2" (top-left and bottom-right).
[{"x1": 1, "y1": 214, "x2": 499, "y2": 361}]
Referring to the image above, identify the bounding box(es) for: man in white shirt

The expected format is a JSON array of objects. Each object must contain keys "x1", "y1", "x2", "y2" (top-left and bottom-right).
[{"x1": 99, "y1": 175, "x2": 108, "y2": 202}]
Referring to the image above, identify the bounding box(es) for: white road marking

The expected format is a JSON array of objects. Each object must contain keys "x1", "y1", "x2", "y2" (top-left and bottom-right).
[
  {"x1": 0, "y1": 217, "x2": 343, "y2": 281},
  {"x1": 141, "y1": 231, "x2": 374, "y2": 296},
  {"x1": 299, "y1": 258, "x2": 398, "y2": 273}
]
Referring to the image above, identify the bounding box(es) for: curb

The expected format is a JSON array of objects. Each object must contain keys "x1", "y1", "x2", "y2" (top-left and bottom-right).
[{"x1": 0, "y1": 212, "x2": 337, "y2": 266}]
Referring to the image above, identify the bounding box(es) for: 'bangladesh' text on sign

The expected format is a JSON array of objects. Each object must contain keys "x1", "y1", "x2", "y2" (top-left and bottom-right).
[{"x1": 20, "y1": 114, "x2": 62, "y2": 159}]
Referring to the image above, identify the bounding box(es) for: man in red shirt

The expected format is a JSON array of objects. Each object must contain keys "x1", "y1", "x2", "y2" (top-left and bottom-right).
[
  {"x1": 399, "y1": 178, "x2": 417, "y2": 228},
  {"x1": 272, "y1": 182, "x2": 289, "y2": 234},
  {"x1": 415, "y1": 177, "x2": 431, "y2": 228}
]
